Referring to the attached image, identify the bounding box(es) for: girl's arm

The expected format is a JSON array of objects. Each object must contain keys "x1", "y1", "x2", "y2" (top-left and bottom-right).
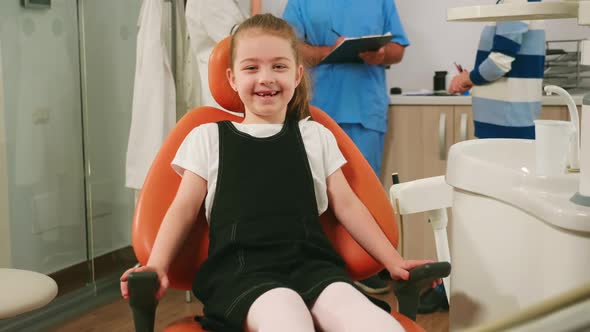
[
  {"x1": 147, "y1": 170, "x2": 207, "y2": 272},
  {"x1": 121, "y1": 170, "x2": 207, "y2": 300},
  {"x1": 327, "y1": 169, "x2": 429, "y2": 280}
]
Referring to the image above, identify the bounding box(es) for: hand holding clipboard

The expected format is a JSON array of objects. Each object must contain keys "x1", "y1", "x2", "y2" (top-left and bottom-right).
[{"x1": 319, "y1": 31, "x2": 394, "y2": 65}]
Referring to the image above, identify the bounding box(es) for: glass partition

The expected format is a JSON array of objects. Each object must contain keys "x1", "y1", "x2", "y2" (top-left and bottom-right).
[
  {"x1": 0, "y1": 0, "x2": 90, "y2": 293},
  {"x1": 0, "y1": 0, "x2": 141, "y2": 304}
]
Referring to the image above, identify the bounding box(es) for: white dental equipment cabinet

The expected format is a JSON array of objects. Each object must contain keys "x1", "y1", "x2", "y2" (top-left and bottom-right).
[{"x1": 439, "y1": 1, "x2": 590, "y2": 331}]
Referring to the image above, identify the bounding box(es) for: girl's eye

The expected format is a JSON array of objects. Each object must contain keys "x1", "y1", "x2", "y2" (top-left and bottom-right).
[
  {"x1": 244, "y1": 66, "x2": 257, "y2": 71},
  {"x1": 274, "y1": 64, "x2": 287, "y2": 70}
]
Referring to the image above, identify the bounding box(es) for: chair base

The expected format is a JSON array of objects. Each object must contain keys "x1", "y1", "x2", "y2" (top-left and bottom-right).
[{"x1": 163, "y1": 311, "x2": 425, "y2": 332}]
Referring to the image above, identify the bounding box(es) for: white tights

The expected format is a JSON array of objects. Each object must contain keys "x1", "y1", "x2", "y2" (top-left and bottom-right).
[{"x1": 245, "y1": 282, "x2": 405, "y2": 332}]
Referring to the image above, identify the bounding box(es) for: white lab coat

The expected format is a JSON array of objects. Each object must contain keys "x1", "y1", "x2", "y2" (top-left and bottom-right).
[
  {"x1": 125, "y1": 0, "x2": 178, "y2": 190},
  {"x1": 185, "y1": 0, "x2": 248, "y2": 109}
]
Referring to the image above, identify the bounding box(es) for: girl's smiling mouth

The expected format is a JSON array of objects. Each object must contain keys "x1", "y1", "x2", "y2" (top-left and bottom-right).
[{"x1": 254, "y1": 90, "x2": 280, "y2": 97}]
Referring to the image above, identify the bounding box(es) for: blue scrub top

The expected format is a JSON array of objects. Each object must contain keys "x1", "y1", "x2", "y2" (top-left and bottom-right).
[{"x1": 283, "y1": 0, "x2": 409, "y2": 133}]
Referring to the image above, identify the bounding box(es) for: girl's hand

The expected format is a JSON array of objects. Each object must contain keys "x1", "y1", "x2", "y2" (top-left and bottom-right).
[
  {"x1": 389, "y1": 260, "x2": 443, "y2": 288},
  {"x1": 120, "y1": 265, "x2": 169, "y2": 300}
]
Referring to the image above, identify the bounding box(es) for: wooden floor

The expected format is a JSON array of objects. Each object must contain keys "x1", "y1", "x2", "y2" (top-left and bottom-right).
[{"x1": 52, "y1": 287, "x2": 448, "y2": 332}]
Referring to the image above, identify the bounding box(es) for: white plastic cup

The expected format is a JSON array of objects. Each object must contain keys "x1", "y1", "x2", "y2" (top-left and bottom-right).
[{"x1": 534, "y1": 120, "x2": 574, "y2": 176}]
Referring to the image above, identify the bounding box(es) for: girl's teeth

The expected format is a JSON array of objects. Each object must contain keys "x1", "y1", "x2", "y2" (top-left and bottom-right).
[{"x1": 257, "y1": 92, "x2": 277, "y2": 97}]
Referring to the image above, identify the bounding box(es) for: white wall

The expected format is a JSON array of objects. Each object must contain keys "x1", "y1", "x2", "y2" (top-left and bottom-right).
[{"x1": 388, "y1": 0, "x2": 590, "y2": 92}]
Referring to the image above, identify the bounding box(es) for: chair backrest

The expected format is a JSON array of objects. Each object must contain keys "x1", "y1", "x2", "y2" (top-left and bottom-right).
[{"x1": 132, "y1": 37, "x2": 398, "y2": 290}]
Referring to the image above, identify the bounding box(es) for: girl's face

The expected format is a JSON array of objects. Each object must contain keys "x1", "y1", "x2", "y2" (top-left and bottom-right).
[{"x1": 227, "y1": 31, "x2": 303, "y2": 124}]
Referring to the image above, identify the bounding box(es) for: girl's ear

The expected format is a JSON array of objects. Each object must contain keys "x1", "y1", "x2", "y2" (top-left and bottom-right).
[
  {"x1": 295, "y1": 64, "x2": 304, "y2": 87},
  {"x1": 226, "y1": 67, "x2": 237, "y2": 92}
]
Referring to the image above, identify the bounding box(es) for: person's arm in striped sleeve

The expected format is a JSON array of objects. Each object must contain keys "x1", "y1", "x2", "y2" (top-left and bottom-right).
[{"x1": 449, "y1": 21, "x2": 529, "y2": 94}]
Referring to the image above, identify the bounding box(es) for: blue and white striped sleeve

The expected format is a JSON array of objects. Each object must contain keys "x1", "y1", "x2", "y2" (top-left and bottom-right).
[{"x1": 470, "y1": 21, "x2": 529, "y2": 85}]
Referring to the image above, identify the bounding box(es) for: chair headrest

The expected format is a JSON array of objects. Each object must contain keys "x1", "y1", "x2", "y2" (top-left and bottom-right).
[{"x1": 208, "y1": 37, "x2": 245, "y2": 113}]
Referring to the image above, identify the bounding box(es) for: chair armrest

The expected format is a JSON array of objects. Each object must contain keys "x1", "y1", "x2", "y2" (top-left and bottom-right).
[
  {"x1": 128, "y1": 271, "x2": 159, "y2": 332},
  {"x1": 390, "y1": 175, "x2": 453, "y2": 300},
  {"x1": 390, "y1": 176, "x2": 452, "y2": 215},
  {"x1": 380, "y1": 262, "x2": 451, "y2": 321}
]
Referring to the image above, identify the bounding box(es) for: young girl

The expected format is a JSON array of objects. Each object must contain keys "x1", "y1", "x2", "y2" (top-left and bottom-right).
[{"x1": 121, "y1": 14, "x2": 432, "y2": 332}]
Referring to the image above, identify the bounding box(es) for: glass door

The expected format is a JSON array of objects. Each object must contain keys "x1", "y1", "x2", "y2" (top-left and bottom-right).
[
  {"x1": 0, "y1": 0, "x2": 91, "y2": 295},
  {"x1": 0, "y1": 0, "x2": 142, "y2": 299}
]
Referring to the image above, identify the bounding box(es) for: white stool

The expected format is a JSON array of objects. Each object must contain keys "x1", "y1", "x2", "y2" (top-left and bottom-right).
[{"x1": 0, "y1": 268, "x2": 58, "y2": 319}]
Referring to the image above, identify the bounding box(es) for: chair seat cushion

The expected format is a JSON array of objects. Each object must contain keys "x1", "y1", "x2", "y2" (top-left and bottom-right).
[
  {"x1": 164, "y1": 312, "x2": 425, "y2": 332},
  {"x1": 392, "y1": 311, "x2": 426, "y2": 332},
  {"x1": 164, "y1": 316, "x2": 203, "y2": 332}
]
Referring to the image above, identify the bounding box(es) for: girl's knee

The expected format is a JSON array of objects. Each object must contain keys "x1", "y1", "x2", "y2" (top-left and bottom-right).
[
  {"x1": 311, "y1": 282, "x2": 405, "y2": 332},
  {"x1": 373, "y1": 314, "x2": 406, "y2": 332},
  {"x1": 246, "y1": 287, "x2": 314, "y2": 332}
]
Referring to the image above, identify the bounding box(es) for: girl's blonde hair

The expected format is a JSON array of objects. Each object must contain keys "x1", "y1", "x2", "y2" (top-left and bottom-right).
[{"x1": 229, "y1": 14, "x2": 312, "y2": 120}]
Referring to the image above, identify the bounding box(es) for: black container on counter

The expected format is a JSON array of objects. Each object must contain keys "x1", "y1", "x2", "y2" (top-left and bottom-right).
[{"x1": 434, "y1": 71, "x2": 447, "y2": 93}]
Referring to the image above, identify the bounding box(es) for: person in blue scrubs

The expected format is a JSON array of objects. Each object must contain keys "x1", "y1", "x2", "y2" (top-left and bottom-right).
[
  {"x1": 283, "y1": 0, "x2": 408, "y2": 177},
  {"x1": 283, "y1": 0, "x2": 409, "y2": 294}
]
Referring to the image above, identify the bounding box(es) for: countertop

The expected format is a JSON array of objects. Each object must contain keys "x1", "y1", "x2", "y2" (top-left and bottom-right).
[{"x1": 389, "y1": 94, "x2": 586, "y2": 106}]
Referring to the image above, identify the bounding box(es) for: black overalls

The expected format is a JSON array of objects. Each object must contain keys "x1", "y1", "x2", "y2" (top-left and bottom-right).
[{"x1": 193, "y1": 116, "x2": 354, "y2": 331}]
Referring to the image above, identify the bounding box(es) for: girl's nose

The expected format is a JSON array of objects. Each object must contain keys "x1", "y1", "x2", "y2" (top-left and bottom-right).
[
  {"x1": 258, "y1": 77, "x2": 275, "y2": 85},
  {"x1": 258, "y1": 69, "x2": 276, "y2": 85}
]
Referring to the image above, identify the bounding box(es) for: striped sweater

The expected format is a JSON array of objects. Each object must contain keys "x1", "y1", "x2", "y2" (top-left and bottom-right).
[{"x1": 470, "y1": 0, "x2": 546, "y2": 139}]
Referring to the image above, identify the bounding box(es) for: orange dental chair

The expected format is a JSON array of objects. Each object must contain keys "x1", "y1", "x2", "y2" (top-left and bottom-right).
[{"x1": 128, "y1": 37, "x2": 449, "y2": 332}]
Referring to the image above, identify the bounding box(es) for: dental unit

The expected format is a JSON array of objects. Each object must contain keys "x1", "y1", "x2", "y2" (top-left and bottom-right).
[
  {"x1": 448, "y1": 0, "x2": 590, "y2": 207},
  {"x1": 393, "y1": 1, "x2": 590, "y2": 330}
]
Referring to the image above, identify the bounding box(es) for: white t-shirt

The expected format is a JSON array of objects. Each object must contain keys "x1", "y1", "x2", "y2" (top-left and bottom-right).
[{"x1": 172, "y1": 117, "x2": 347, "y2": 222}]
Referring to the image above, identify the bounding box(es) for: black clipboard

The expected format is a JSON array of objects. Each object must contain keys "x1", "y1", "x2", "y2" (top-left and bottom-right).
[{"x1": 319, "y1": 33, "x2": 394, "y2": 65}]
